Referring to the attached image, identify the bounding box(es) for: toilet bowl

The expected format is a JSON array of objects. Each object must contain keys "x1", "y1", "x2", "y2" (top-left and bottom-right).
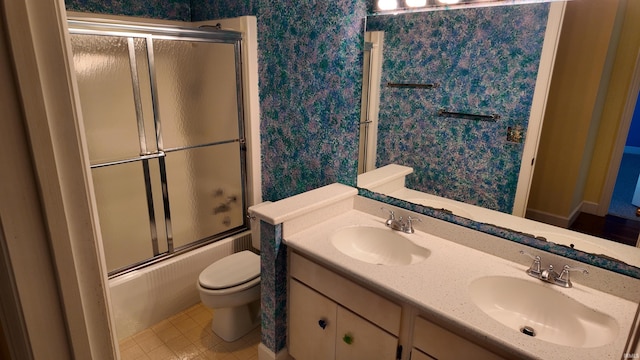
[{"x1": 197, "y1": 202, "x2": 268, "y2": 342}]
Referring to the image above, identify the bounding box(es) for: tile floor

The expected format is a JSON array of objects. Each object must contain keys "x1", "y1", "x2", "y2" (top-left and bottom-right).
[{"x1": 119, "y1": 303, "x2": 260, "y2": 360}]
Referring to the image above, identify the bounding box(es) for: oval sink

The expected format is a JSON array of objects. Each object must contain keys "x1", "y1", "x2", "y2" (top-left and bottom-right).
[
  {"x1": 330, "y1": 226, "x2": 430, "y2": 266},
  {"x1": 468, "y1": 276, "x2": 618, "y2": 348}
]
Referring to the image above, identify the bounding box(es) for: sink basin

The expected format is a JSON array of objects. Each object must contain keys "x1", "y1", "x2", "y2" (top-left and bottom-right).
[
  {"x1": 406, "y1": 198, "x2": 475, "y2": 220},
  {"x1": 330, "y1": 226, "x2": 430, "y2": 266},
  {"x1": 468, "y1": 276, "x2": 618, "y2": 348}
]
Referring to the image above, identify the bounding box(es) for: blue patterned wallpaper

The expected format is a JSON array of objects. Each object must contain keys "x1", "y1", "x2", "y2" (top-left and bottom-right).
[
  {"x1": 259, "y1": 220, "x2": 287, "y2": 353},
  {"x1": 367, "y1": 4, "x2": 549, "y2": 213},
  {"x1": 65, "y1": 0, "x2": 191, "y2": 21},
  {"x1": 256, "y1": 0, "x2": 366, "y2": 201},
  {"x1": 191, "y1": 0, "x2": 256, "y2": 21}
]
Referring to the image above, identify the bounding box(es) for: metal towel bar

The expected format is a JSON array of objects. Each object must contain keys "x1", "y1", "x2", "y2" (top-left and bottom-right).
[
  {"x1": 438, "y1": 109, "x2": 500, "y2": 122},
  {"x1": 387, "y1": 82, "x2": 439, "y2": 89}
]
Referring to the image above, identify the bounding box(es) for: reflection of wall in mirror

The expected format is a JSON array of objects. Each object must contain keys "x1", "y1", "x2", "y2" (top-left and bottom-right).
[
  {"x1": 528, "y1": 0, "x2": 640, "y2": 226},
  {"x1": 366, "y1": 4, "x2": 549, "y2": 214}
]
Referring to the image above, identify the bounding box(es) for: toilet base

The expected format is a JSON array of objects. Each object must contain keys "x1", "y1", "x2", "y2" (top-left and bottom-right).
[{"x1": 211, "y1": 299, "x2": 261, "y2": 342}]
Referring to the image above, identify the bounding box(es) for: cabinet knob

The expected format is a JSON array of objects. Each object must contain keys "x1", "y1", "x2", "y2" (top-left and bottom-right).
[
  {"x1": 318, "y1": 319, "x2": 327, "y2": 329},
  {"x1": 342, "y1": 334, "x2": 354, "y2": 345}
]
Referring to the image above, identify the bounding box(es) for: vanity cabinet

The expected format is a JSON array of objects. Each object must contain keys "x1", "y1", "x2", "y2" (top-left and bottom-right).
[
  {"x1": 288, "y1": 280, "x2": 336, "y2": 359},
  {"x1": 288, "y1": 252, "x2": 402, "y2": 360},
  {"x1": 289, "y1": 279, "x2": 398, "y2": 359},
  {"x1": 288, "y1": 252, "x2": 513, "y2": 360},
  {"x1": 412, "y1": 316, "x2": 507, "y2": 360}
]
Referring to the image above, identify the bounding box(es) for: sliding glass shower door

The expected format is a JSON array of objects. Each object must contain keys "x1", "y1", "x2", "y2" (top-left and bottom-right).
[{"x1": 69, "y1": 21, "x2": 248, "y2": 276}]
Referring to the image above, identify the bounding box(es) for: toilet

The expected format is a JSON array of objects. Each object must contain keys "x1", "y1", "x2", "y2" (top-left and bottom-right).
[{"x1": 197, "y1": 203, "x2": 268, "y2": 342}]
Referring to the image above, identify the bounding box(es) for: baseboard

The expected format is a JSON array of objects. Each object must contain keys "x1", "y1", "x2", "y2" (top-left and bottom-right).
[
  {"x1": 526, "y1": 201, "x2": 597, "y2": 228},
  {"x1": 579, "y1": 200, "x2": 600, "y2": 216},
  {"x1": 258, "y1": 343, "x2": 291, "y2": 360},
  {"x1": 526, "y1": 208, "x2": 570, "y2": 228}
]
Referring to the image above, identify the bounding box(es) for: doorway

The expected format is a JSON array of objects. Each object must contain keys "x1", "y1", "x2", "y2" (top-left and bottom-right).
[
  {"x1": 608, "y1": 90, "x2": 640, "y2": 221},
  {"x1": 591, "y1": 46, "x2": 640, "y2": 247}
]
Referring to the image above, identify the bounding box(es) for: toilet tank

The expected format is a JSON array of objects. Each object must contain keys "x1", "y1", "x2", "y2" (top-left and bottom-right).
[{"x1": 248, "y1": 201, "x2": 272, "y2": 251}]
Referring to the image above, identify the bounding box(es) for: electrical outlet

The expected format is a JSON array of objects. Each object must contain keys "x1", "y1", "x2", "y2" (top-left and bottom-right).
[{"x1": 507, "y1": 126, "x2": 524, "y2": 143}]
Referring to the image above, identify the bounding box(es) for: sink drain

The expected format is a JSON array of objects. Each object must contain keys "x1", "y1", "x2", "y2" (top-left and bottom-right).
[{"x1": 520, "y1": 326, "x2": 536, "y2": 337}]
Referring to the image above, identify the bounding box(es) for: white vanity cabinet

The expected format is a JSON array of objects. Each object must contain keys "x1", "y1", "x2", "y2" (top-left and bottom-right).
[
  {"x1": 412, "y1": 316, "x2": 508, "y2": 360},
  {"x1": 288, "y1": 252, "x2": 402, "y2": 360}
]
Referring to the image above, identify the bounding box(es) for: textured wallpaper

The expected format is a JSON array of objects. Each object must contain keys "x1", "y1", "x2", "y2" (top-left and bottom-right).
[
  {"x1": 65, "y1": 0, "x2": 191, "y2": 21},
  {"x1": 256, "y1": 0, "x2": 366, "y2": 201},
  {"x1": 367, "y1": 4, "x2": 549, "y2": 213},
  {"x1": 191, "y1": 0, "x2": 256, "y2": 20}
]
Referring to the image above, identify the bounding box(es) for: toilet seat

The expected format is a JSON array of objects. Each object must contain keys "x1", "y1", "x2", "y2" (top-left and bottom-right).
[{"x1": 199, "y1": 250, "x2": 260, "y2": 290}]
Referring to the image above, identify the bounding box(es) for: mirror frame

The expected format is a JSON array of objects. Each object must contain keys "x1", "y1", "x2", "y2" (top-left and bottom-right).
[{"x1": 358, "y1": 2, "x2": 640, "y2": 279}]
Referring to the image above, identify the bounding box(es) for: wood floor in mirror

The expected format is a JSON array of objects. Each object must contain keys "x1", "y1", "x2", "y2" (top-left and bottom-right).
[{"x1": 570, "y1": 213, "x2": 640, "y2": 247}]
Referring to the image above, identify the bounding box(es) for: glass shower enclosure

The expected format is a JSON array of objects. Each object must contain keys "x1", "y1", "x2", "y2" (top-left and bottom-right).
[{"x1": 68, "y1": 20, "x2": 249, "y2": 276}]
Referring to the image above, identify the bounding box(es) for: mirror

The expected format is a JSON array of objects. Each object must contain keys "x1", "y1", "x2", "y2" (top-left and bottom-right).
[{"x1": 358, "y1": 1, "x2": 640, "y2": 277}]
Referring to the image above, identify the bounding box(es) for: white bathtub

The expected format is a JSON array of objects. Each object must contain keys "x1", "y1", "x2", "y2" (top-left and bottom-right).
[{"x1": 108, "y1": 230, "x2": 253, "y2": 340}]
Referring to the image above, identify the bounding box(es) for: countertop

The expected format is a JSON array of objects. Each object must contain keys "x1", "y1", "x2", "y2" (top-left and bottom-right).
[{"x1": 283, "y1": 209, "x2": 637, "y2": 360}]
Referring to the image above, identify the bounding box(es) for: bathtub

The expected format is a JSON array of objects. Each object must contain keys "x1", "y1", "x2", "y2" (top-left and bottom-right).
[{"x1": 108, "y1": 230, "x2": 253, "y2": 340}]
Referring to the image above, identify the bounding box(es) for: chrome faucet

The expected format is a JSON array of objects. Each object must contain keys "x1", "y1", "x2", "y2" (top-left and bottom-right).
[
  {"x1": 520, "y1": 250, "x2": 588, "y2": 288},
  {"x1": 382, "y1": 208, "x2": 421, "y2": 234}
]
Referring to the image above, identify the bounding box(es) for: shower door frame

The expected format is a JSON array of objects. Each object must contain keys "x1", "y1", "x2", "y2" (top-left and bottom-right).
[{"x1": 68, "y1": 19, "x2": 251, "y2": 277}]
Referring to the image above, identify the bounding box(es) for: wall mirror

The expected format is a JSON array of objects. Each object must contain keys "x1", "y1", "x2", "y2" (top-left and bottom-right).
[{"x1": 357, "y1": 0, "x2": 640, "y2": 278}]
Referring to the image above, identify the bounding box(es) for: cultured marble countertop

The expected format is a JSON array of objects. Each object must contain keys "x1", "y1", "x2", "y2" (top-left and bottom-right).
[{"x1": 283, "y1": 209, "x2": 637, "y2": 360}]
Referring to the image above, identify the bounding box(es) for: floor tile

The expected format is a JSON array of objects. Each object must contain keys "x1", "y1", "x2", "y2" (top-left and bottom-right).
[{"x1": 119, "y1": 303, "x2": 260, "y2": 360}]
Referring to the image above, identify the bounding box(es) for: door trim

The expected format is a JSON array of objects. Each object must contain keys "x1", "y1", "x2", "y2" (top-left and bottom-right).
[
  {"x1": 597, "y1": 48, "x2": 640, "y2": 216},
  {"x1": 512, "y1": 1, "x2": 566, "y2": 217}
]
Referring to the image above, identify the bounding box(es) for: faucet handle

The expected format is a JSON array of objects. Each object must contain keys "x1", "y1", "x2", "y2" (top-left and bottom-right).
[
  {"x1": 556, "y1": 265, "x2": 589, "y2": 288},
  {"x1": 519, "y1": 250, "x2": 542, "y2": 277},
  {"x1": 381, "y1": 207, "x2": 395, "y2": 225},
  {"x1": 404, "y1": 216, "x2": 422, "y2": 234},
  {"x1": 561, "y1": 264, "x2": 589, "y2": 275},
  {"x1": 519, "y1": 250, "x2": 537, "y2": 259}
]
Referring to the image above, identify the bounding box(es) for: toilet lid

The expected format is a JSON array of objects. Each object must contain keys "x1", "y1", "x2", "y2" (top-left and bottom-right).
[{"x1": 199, "y1": 250, "x2": 260, "y2": 290}]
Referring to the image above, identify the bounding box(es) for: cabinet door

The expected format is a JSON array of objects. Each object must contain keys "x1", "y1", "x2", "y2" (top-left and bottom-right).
[
  {"x1": 289, "y1": 280, "x2": 337, "y2": 360},
  {"x1": 336, "y1": 306, "x2": 398, "y2": 360},
  {"x1": 411, "y1": 348, "x2": 436, "y2": 360},
  {"x1": 413, "y1": 316, "x2": 506, "y2": 360}
]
